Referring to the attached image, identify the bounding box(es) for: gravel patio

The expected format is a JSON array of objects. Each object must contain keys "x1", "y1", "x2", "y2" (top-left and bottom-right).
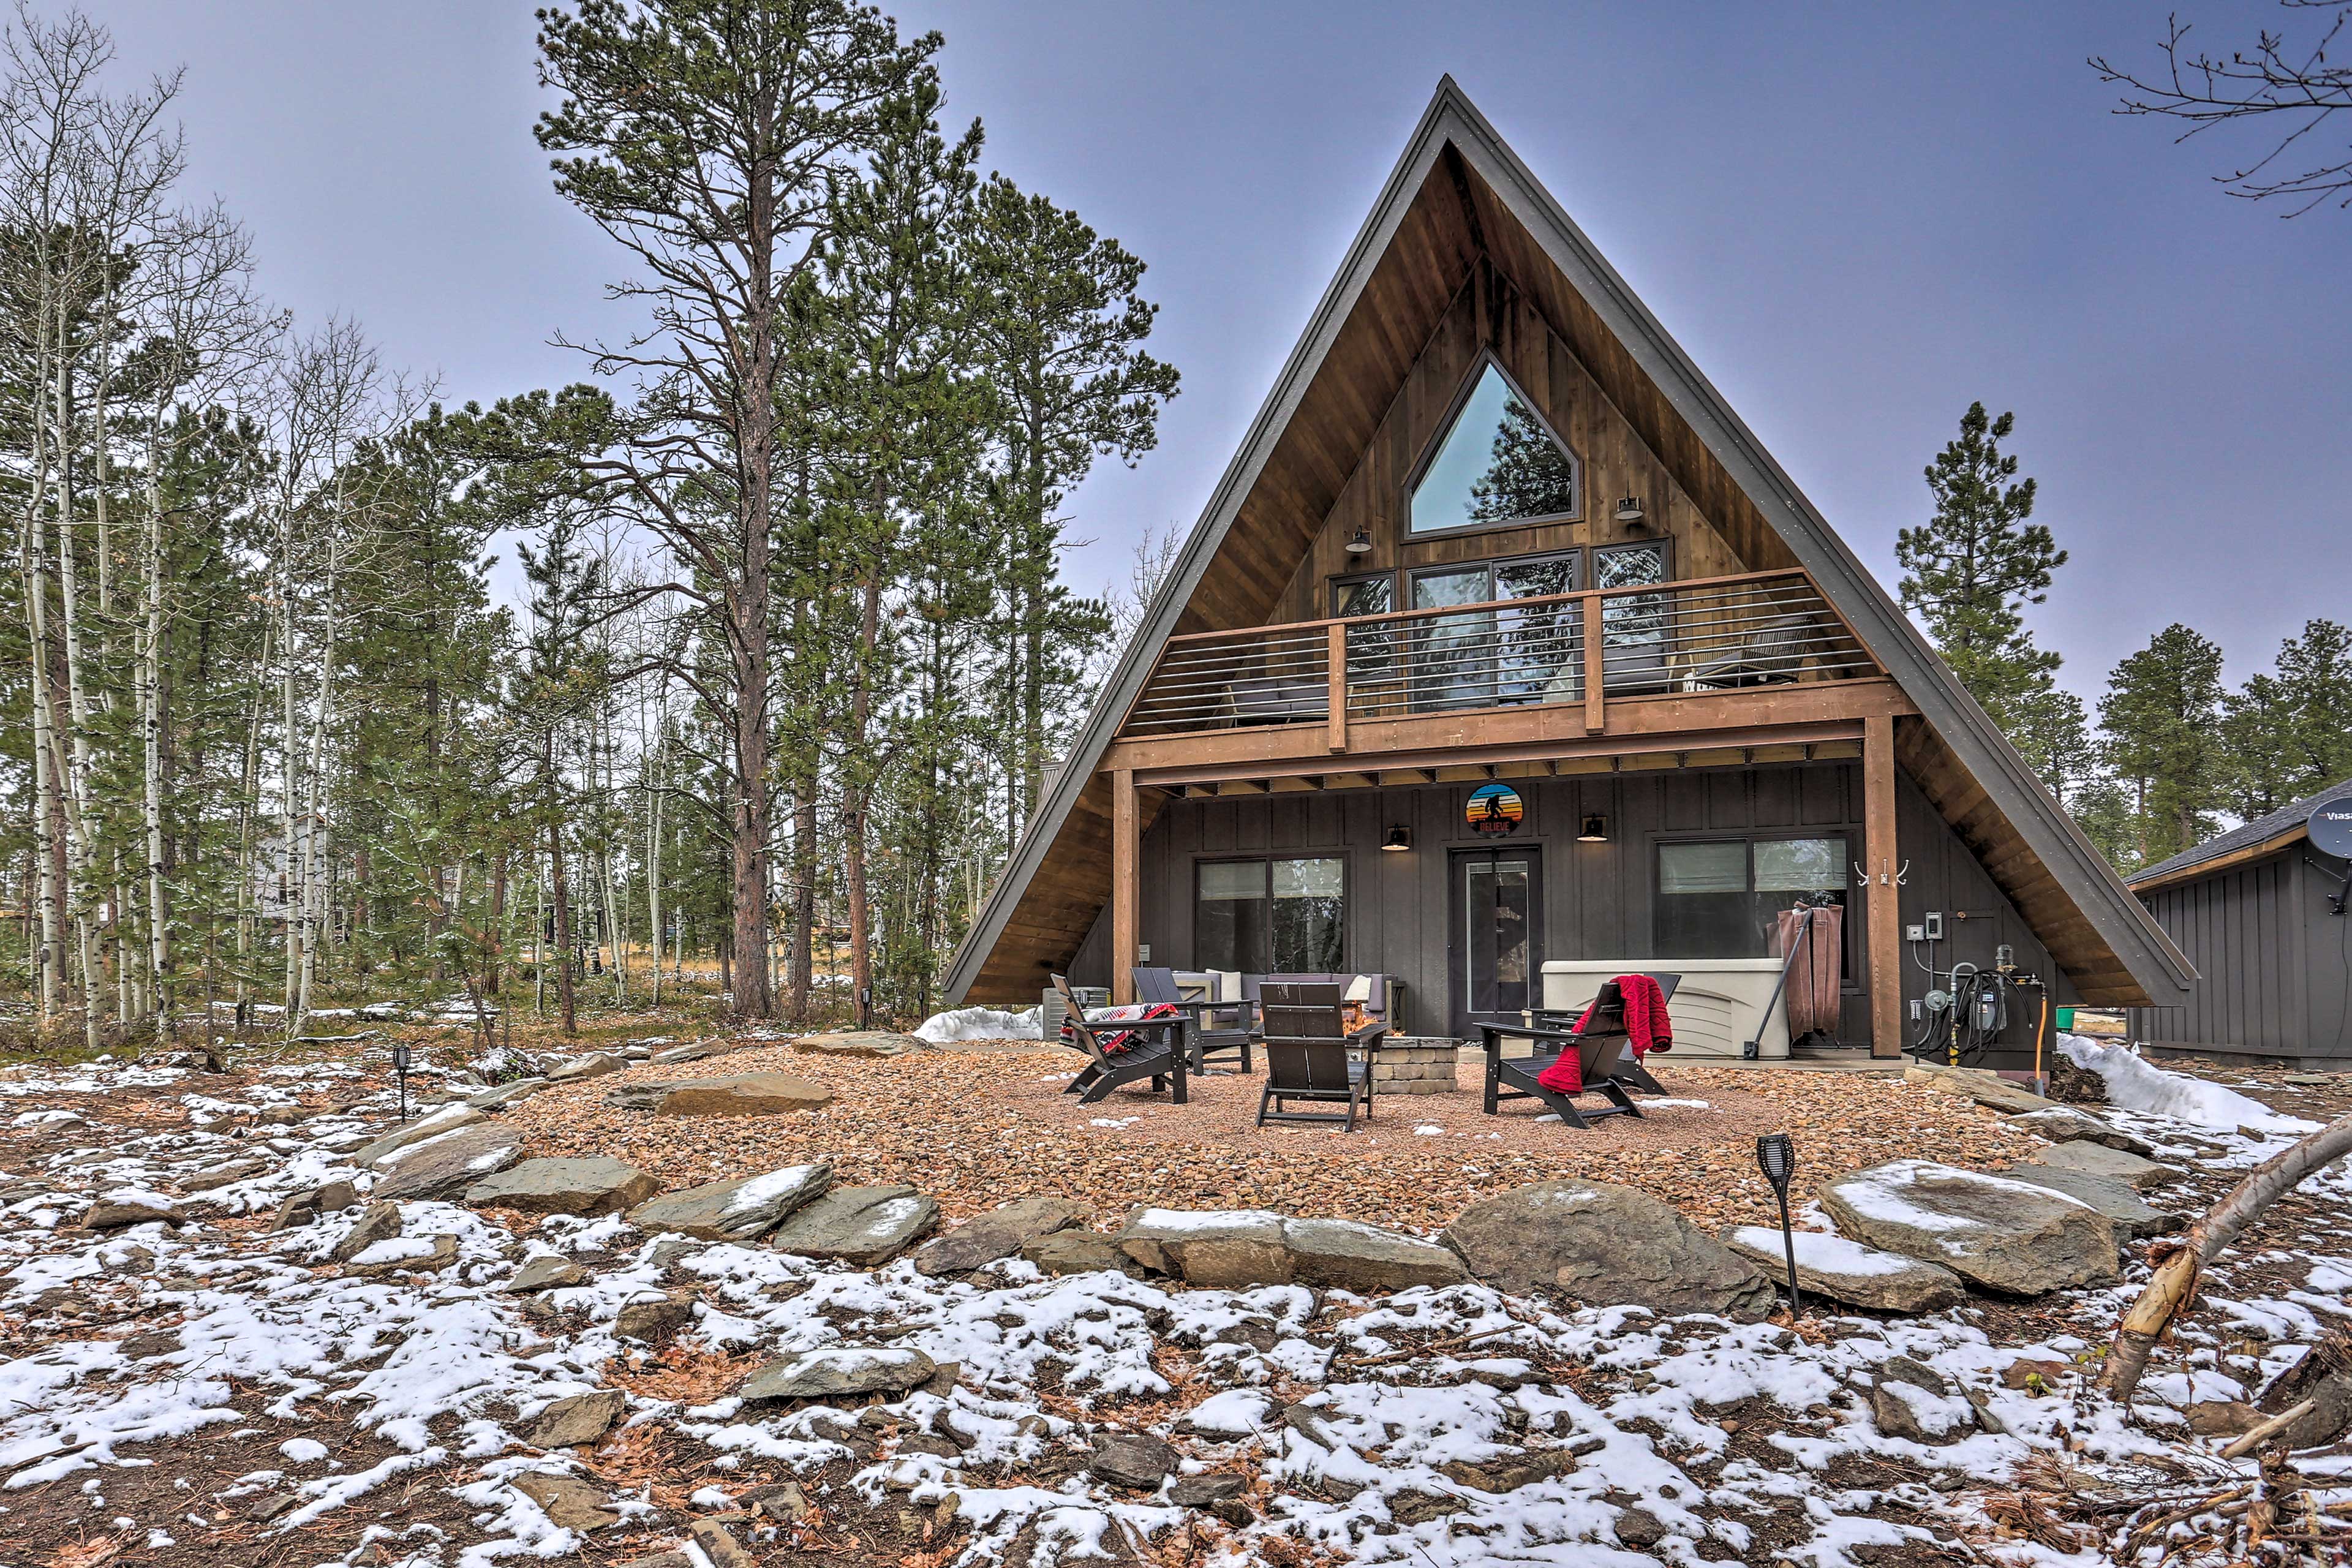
[{"x1": 499, "y1": 1037, "x2": 2048, "y2": 1234}]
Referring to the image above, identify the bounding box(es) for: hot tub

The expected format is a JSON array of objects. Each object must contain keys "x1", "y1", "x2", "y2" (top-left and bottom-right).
[{"x1": 1540, "y1": 959, "x2": 1793, "y2": 1060}]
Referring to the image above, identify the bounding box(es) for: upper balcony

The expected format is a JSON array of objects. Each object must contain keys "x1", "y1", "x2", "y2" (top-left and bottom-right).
[{"x1": 1109, "y1": 568, "x2": 1898, "y2": 778}]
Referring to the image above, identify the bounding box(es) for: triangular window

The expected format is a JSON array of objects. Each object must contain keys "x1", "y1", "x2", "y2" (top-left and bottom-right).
[{"x1": 1409, "y1": 360, "x2": 1579, "y2": 535}]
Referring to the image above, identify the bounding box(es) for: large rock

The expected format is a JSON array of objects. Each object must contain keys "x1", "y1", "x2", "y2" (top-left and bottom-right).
[
  {"x1": 1904, "y1": 1064, "x2": 2057, "y2": 1117},
  {"x1": 1117, "y1": 1210, "x2": 1293, "y2": 1287},
  {"x1": 371, "y1": 1123, "x2": 526, "y2": 1202},
  {"x1": 652, "y1": 1072, "x2": 834, "y2": 1118},
  {"x1": 2003, "y1": 1107, "x2": 2154, "y2": 1156},
  {"x1": 738, "y1": 1346, "x2": 937, "y2": 1403},
  {"x1": 82, "y1": 1194, "x2": 179, "y2": 1230},
  {"x1": 1722, "y1": 1225, "x2": 1965, "y2": 1313},
  {"x1": 793, "y1": 1030, "x2": 929, "y2": 1059},
  {"x1": 1998, "y1": 1166, "x2": 2184, "y2": 1241},
  {"x1": 511, "y1": 1472, "x2": 619, "y2": 1532},
  {"x1": 1441, "y1": 1180, "x2": 1777, "y2": 1321},
  {"x1": 468, "y1": 1078, "x2": 549, "y2": 1110},
  {"x1": 508, "y1": 1254, "x2": 589, "y2": 1293},
  {"x1": 914, "y1": 1197, "x2": 1092, "y2": 1276},
  {"x1": 547, "y1": 1053, "x2": 623, "y2": 1083},
  {"x1": 526, "y1": 1389, "x2": 625, "y2": 1449},
  {"x1": 2020, "y1": 1139, "x2": 2171, "y2": 1191},
  {"x1": 1088, "y1": 1432, "x2": 1178, "y2": 1488},
  {"x1": 1283, "y1": 1217, "x2": 1471, "y2": 1293},
  {"x1": 1110, "y1": 1208, "x2": 1466, "y2": 1292},
  {"x1": 1818, "y1": 1160, "x2": 2117, "y2": 1295},
  {"x1": 767, "y1": 1185, "x2": 938, "y2": 1263},
  {"x1": 625, "y1": 1163, "x2": 832, "y2": 1242},
  {"x1": 330, "y1": 1200, "x2": 403, "y2": 1263},
  {"x1": 464, "y1": 1157, "x2": 661, "y2": 1216},
  {"x1": 352, "y1": 1104, "x2": 483, "y2": 1168},
  {"x1": 1021, "y1": 1229, "x2": 1131, "y2": 1276}
]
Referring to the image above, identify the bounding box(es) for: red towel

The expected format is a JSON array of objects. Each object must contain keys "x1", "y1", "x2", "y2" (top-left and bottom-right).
[{"x1": 1536, "y1": 975, "x2": 1675, "y2": 1095}]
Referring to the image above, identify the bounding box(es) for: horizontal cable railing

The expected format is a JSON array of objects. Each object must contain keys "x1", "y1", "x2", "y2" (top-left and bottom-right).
[{"x1": 1120, "y1": 570, "x2": 1874, "y2": 737}]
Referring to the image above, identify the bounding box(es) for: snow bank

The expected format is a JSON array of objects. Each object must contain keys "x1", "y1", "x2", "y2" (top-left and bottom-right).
[
  {"x1": 2058, "y1": 1035, "x2": 2320, "y2": 1133},
  {"x1": 914, "y1": 1005, "x2": 1040, "y2": 1044}
]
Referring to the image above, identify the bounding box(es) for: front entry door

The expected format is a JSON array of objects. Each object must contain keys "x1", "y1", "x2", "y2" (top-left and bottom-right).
[{"x1": 1449, "y1": 848, "x2": 1544, "y2": 1039}]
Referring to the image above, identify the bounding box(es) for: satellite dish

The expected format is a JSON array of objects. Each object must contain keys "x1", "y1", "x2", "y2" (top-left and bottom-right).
[{"x1": 2309, "y1": 798, "x2": 2352, "y2": 861}]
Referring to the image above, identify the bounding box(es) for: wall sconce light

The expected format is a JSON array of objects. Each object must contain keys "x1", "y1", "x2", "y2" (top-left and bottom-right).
[
  {"x1": 1577, "y1": 813, "x2": 1610, "y2": 843},
  {"x1": 1613, "y1": 496, "x2": 1646, "y2": 529},
  {"x1": 1381, "y1": 825, "x2": 1412, "y2": 853},
  {"x1": 1345, "y1": 525, "x2": 1373, "y2": 556}
]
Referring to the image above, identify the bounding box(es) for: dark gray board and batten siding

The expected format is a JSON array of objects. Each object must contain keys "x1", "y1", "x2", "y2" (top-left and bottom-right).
[
  {"x1": 1068, "y1": 760, "x2": 2078, "y2": 1060},
  {"x1": 2129, "y1": 850, "x2": 2352, "y2": 1067}
]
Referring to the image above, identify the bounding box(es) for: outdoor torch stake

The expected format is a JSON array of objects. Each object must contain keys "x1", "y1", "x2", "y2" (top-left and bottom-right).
[
  {"x1": 393, "y1": 1042, "x2": 411, "y2": 1125},
  {"x1": 1756, "y1": 1133, "x2": 1801, "y2": 1317}
]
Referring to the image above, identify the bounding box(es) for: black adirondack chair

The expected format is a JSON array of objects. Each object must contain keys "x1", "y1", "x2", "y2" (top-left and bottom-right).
[
  {"x1": 1478, "y1": 978, "x2": 1653, "y2": 1129},
  {"x1": 1536, "y1": 971, "x2": 1681, "y2": 1095},
  {"x1": 1052, "y1": 974, "x2": 1188, "y2": 1107},
  {"x1": 1256, "y1": 981, "x2": 1387, "y2": 1131},
  {"x1": 1133, "y1": 967, "x2": 1257, "y2": 1074}
]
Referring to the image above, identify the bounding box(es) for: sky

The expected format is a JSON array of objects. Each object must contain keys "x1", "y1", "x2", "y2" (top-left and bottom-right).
[{"x1": 83, "y1": 1, "x2": 2352, "y2": 705}]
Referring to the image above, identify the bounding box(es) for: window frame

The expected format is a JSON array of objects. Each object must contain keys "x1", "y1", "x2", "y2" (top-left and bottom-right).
[
  {"x1": 1650, "y1": 831, "x2": 1854, "y2": 981},
  {"x1": 1402, "y1": 350, "x2": 1584, "y2": 541},
  {"x1": 1191, "y1": 853, "x2": 1351, "y2": 975}
]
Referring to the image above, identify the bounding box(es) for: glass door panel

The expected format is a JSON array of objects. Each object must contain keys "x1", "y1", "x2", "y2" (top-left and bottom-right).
[
  {"x1": 1452, "y1": 848, "x2": 1544, "y2": 1036},
  {"x1": 1595, "y1": 540, "x2": 1670, "y2": 693},
  {"x1": 1493, "y1": 555, "x2": 1580, "y2": 704},
  {"x1": 1409, "y1": 567, "x2": 1494, "y2": 711}
]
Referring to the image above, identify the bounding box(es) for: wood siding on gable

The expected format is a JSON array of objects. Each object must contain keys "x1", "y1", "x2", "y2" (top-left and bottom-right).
[
  {"x1": 2128, "y1": 851, "x2": 2344, "y2": 1062},
  {"x1": 1270, "y1": 260, "x2": 1749, "y2": 625}
]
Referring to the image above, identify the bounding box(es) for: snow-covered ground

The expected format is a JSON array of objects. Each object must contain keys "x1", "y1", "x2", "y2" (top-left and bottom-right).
[{"x1": 0, "y1": 1044, "x2": 2346, "y2": 1566}]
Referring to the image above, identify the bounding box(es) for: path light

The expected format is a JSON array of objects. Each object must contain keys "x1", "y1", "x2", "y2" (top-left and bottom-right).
[
  {"x1": 393, "y1": 1042, "x2": 412, "y2": 1125},
  {"x1": 1755, "y1": 1133, "x2": 1802, "y2": 1317}
]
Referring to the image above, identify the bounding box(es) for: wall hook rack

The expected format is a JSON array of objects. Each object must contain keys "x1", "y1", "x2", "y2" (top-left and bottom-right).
[{"x1": 1853, "y1": 858, "x2": 1910, "y2": 888}]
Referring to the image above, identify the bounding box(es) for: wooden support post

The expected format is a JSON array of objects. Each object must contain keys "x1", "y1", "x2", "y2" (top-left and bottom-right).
[
  {"x1": 1112, "y1": 768, "x2": 1138, "y2": 1006},
  {"x1": 1863, "y1": 713, "x2": 1902, "y2": 1059},
  {"x1": 1326, "y1": 622, "x2": 1348, "y2": 753},
  {"x1": 1581, "y1": 591, "x2": 1605, "y2": 734}
]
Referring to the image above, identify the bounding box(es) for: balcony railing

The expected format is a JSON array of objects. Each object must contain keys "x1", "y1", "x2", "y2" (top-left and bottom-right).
[{"x1": 1119, "y1": 568, "x2": 1875, "y2": 739}]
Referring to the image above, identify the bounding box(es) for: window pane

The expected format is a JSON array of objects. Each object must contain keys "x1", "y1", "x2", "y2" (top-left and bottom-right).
[
  {"x1": 1594, "y1": 541, "x2": 1668, "y2": 589},
  {"x1": 1198, "y1": 862, "x2": 1266, "y2": 901},
  {"x1": 1659, "y1": 842, "x2": 1748, "y2": 894},
  {"x1": 1332, "y1": 576, "x2": 1392, "y2": 617},
  {"x1": 1494, "y1": 556, "x2": 1578, "y2": 600},
  {"x1": 1272, "y1": 858, "x2": 1344, "y2": 972},
  {"x1": 1272, "y1": 858, "x2": 1343, "y2": 899},
  {"x1": 1411, "y1": 568, "x2": 1496, "y2": 711},
  {"x1": 1494, "y1": 556, "x2": 1580, "y2": 703},
  {"x1": 1411, "y1": 363, "x2": 1577, "y2": 533},
  {"x1": 1755, "y1": 837, "x2": 1844, "y2": 892}
]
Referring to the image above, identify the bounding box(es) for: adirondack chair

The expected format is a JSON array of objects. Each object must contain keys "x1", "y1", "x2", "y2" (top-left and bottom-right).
[
  {"x1": 1133, "y1": 967, "x2": 1256, "y2": 1074},
  {"x1": 1477, "y1": 978, "x2": 1653, "y2": 1129},
  {"x1": 1256, "y1": 981, "x2": 1387, "y2": 1131},
  {"x1": 1536, "y1": 971, "x2": 1681, "y2": 1095},
  {"x1": 1052, "y1": 974, "x2": 1188, "y2": 1107}
]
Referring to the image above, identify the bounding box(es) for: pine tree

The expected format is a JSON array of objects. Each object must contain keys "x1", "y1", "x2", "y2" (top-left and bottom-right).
[
  {"x1": 1469, "y1": 396, "x2": 1577, "y2": 522},
  {"x1": 2220, "y1": 619, "x2": 2352, "y2": 816},
  {"x1": 2098, "y1": 624, "x2": 2226, "y2": 867},
  {"x1": 1897, "y1": 404, "x2": 2071, "y2": 778},
  {"x1": 965, "y1": 172, "x2": 1177, "y2": 845}
]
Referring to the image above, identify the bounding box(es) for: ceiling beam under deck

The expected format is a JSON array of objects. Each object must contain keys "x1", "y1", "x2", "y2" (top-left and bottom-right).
[{"x1": 1129, "y1": 717, "x2": 1871, "y2": 790}]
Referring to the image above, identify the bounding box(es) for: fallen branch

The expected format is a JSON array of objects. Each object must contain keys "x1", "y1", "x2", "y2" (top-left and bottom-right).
[
  {"x1": 2103, "y1": 1109, "x2": 2352, "y2": 1403},
  {"x1": 2220, "y1": 1398, "x2": 2317, "y2": 1460}
]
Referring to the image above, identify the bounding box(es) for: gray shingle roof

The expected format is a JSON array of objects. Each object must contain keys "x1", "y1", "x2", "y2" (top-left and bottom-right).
[{"x1": 2130, "y1": 775, "x2": 2352, "y2": 887}]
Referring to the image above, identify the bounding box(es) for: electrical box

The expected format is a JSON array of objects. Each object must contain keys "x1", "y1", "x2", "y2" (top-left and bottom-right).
[
  {"x1": 1922, "y1": 911, "x2": 1945, "y2": 941},
  {"x1": 1905, "y1": 924, "x2": 1926, "y2": 943}
]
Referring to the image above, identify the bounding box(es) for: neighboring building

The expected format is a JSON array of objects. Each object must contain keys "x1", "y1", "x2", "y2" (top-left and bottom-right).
[
  {"x1": 2126, "y1": 778, "x2": 2352, "y2": 1069},
  {"x1": 945, "y1": 80, "x2": 2190, "y2": 1063}
]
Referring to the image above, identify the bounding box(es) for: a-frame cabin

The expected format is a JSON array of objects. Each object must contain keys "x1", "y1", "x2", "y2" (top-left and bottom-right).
[{"x1": 947, "y1": 79, "x2": 2191, "y2": 1063}]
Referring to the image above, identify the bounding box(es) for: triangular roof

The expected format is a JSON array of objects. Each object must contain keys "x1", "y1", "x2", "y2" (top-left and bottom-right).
[{"x1": 946, "y1": 78, "x2": 2193, "y2": 1010}]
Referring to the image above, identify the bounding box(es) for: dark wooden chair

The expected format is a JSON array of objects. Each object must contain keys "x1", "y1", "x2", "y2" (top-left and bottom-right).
[
  {"x1": 1536, "y1": 971, "x2": 1681, "y2": 1095},
  {"x1": 1051, "y1": 974, "x2": 1188, "y2": 1107},
  {"x1": 1133, "y1": 967, "x2": 1257, "y2": 1074},
  {"x1": 1477, "y1": 981, "x2": 1649, "y2": 1129},
  {"x1": 1256, "y1": 981, "x2": 1387, "y2": 1131}
]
